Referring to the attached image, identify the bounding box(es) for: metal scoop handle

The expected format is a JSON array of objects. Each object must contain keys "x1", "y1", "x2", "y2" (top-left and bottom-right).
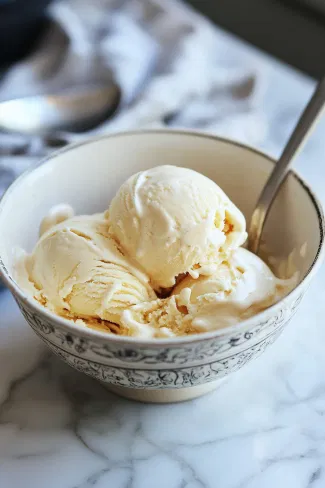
[{"x1": 248, "y1": 78, "x2": 325, "y2": 254}]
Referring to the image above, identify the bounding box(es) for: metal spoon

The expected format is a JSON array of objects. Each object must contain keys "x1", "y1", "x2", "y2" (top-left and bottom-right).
[
  {"x1": 0, "y1": 83, "x2": 121, "y2": 135},
  {"x1": 248, "y1": 78, "x2": 325, "y2": 254}
]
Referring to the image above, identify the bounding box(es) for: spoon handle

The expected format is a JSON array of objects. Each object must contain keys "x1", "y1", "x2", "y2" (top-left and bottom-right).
[{"x1": 248, "y1": 77, "x2": 325, "y2": 254}]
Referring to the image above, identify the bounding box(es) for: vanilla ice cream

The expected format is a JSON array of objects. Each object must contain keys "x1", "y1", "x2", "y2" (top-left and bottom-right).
[
  {"x1": 108, "y1": 165, "x2": 247, "y2": 290},
  {"x1": 173, "y1": 247, "x2": 297, "y2": 331},
  {"x1": 20, "y1": 214, "x2": 155, "y2": 328},
  {"x1": 17, "y1": 165, "x2": 297, "y2": 338},
  {"x1": 121, "y1": 248, "x2": 297, "y2": 337},
  {"x1": 121, "y1": 296, "x2": 191, "y2": 338}
]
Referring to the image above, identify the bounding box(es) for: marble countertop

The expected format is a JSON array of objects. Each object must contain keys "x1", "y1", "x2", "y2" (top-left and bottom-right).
[{"x1": 2, "y1": 5, "x2": 325, "y2": 488}]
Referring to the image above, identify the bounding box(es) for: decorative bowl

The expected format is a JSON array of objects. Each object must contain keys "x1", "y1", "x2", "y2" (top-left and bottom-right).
[{"x1": 0, "y1": 130, "x2": 324, "y2": 403}]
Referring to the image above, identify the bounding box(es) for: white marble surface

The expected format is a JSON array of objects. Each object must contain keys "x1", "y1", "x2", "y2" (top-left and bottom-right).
[{"x1": 2, "y1": 7, "x2": 325, "y2": 488}]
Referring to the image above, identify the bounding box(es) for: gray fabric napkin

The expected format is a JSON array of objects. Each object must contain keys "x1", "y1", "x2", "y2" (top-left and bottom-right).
[{"x1": 0, "y1": 0, "x2": 268, "y2": 199}]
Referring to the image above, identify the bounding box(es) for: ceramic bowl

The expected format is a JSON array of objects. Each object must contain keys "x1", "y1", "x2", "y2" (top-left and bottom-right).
[{"x1": 0, "y1": 131, "x2": 324, "y2": 403}]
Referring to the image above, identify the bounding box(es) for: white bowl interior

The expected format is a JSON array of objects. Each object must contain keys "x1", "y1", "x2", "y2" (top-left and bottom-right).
[{"x1": 0, "y1": 131, "x2": 322, "y2": 284}]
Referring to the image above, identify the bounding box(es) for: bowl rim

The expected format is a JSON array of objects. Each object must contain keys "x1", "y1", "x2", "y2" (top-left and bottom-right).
[{"x1": 1, "y1": 129, "x2": 324, "y2": 346}]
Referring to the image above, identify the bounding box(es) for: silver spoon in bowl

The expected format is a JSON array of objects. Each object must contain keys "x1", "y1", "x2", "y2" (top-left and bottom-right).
[{"x1": 248, "y1": 78, "x2": 325, "y2": 254}]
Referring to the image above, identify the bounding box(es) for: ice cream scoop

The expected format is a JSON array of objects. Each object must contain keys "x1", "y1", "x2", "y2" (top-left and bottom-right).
[
  {"x1": 109, "y1": 165, "x2": 247, "y2": 290},
  {"x1": 121, "y1": 248, "x2": 297, "y2": 337},
  {"x1": 174, "y1": 247, "x2": 280, "y2": 305},
  {"x1": 21, "y1": 214, "x2": 155, "y2": 327},
  {"x1": 173, "y1": 247, "x2": 297, "y2": 332}
]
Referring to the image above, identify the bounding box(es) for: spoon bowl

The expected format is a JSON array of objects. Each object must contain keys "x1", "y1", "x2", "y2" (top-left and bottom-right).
[{"x1": 0, "y1": 83, "x2": 121, "y2": 135}]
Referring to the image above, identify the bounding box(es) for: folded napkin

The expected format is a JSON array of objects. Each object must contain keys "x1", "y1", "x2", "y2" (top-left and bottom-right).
[{"x1": 0, "y1": 0, "x2": 268, "y2": 199}]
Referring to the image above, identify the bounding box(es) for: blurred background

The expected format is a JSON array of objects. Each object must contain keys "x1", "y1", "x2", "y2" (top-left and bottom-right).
[
  {"x1": 2, "y1": 0, "x2": 324, "y2": 76},
  {"x1": 0, "y1": 0, "x2": 323, "y2": 200},
  {"x1": 188, "y1": 0, "x2": 325, "y2": 79}
]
